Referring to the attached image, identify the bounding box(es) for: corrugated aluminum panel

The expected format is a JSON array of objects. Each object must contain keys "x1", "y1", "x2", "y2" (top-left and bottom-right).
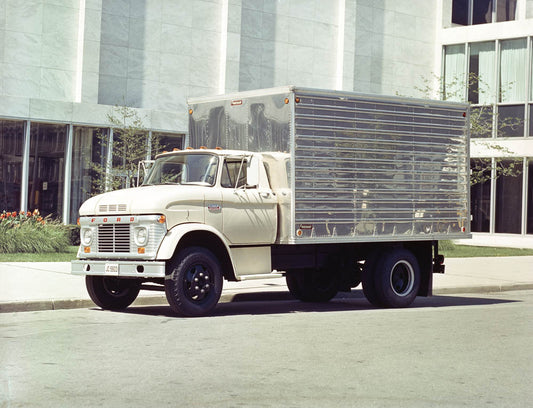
[{"x1": 292, "y1": 90, "x2": 470, "y2": 241}]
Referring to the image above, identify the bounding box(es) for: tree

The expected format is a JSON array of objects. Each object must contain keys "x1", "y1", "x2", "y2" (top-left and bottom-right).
[
  {"x1": 90, "y1": 105, "x2": 163, "y2": 195},
  {"x1": 411, "y1": 73, "x2": 523, "y2": 185}
]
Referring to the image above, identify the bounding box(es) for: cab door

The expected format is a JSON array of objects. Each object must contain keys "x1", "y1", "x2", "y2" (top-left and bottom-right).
[{"x1": 220, "y1": 156, "x2": 277, "y2": 245}]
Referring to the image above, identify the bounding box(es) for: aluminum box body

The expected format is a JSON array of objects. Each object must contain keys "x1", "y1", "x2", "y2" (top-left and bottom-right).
[{"x1": 188, "y1": 86, "x2": 470, "y2": 244}]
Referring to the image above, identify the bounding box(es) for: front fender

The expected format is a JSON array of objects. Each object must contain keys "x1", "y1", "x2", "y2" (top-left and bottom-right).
[{"x1": 157, "y1": 223, "x2": 231, "y2": 260}]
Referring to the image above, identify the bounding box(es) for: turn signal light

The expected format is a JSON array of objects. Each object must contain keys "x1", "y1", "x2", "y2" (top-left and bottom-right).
[
  {"x1": 138, "y1": 247, "x2": 145, "y2": 254},
  {"x1": 84, "y1": 247, "x2": 91, "y2": 253},
  {"x1": 158, "y1": 215, "x2": 166, "y2": 224}
]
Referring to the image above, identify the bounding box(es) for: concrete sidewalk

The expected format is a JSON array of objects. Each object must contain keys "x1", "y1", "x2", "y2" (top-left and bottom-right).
[{"x1": 0, "y1": 257, "x2": 532, "y2": 313}]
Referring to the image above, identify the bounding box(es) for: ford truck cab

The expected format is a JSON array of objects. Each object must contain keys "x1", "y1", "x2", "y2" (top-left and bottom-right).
[{"x1": 72, "y1": 148, "x2": 285, "y2": 316}]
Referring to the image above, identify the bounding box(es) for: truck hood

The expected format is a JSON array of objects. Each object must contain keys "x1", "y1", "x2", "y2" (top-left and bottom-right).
[{"x1": 78, "y1": 185, "x2": 207, "y2": 216}]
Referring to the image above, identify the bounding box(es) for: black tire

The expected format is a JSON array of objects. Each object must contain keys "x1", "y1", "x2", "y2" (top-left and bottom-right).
[
  {"x1": 86, "y1": 276, "x2": 141, "y2": 310},
  {"x1": 364, "y1": 248, "x2": 421, "y2": 308},
  {"x1": 165, "y1": 247, "x2": 223, "y2": 317},
  {"x1": 285, "y1": 268, "x2": 338, "y2": 302}
]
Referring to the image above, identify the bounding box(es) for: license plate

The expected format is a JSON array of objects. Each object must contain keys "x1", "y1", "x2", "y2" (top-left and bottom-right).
[{"x1": 105, "y1": 263, "x2": 119, "y2": 274}]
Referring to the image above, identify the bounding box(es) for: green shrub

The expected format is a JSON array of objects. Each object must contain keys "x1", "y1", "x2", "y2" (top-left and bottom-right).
[
  {"x1": 438, "y1": 240, "x2": 456, "y2": 251},
  {"x1": 0, "y1": 210, "x2": 70, "y2": 253},
  {"x1": 66, "y1": 224, "x2": 81, "y2": 246}
]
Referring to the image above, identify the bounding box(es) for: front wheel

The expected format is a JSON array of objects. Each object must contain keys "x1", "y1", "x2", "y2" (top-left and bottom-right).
[
  {"x1": 86, "y1": 276, "x2": 141, "y2": 310},
  {"x1": 165, "y1": 247, "x2": 223, "y2": 317}
]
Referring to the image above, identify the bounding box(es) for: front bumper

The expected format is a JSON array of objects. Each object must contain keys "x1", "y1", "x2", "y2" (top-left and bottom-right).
[{"x1": 72, "y1": 260, "x2": 166, "y2": 278}]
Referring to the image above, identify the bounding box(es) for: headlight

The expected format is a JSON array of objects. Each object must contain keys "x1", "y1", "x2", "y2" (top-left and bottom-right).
[
  {"x1": 81, "y1": 228, "x2": 94, "y2": 246},
  {"x1": 134, "y1": 227, "x2": 149, "y2": 246}
]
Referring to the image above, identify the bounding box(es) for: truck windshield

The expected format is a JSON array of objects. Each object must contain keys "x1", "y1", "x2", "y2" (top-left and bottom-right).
[{"x1": 142, "y1": 153, "x2": 219, "y2": 186}]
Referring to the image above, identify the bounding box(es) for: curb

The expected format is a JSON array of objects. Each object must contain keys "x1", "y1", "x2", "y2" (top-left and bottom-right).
[{"x1": 2, "y1": 284, "x2": 533, "y2": 314}]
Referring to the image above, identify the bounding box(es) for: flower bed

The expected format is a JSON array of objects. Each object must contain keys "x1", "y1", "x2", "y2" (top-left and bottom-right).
[{"x1": 0, "y1": 210, "x2": 70, "y2": 253}]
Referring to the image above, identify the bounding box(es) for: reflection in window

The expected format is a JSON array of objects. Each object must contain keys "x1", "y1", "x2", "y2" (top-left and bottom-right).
[
  {"x1": 0, "y1": 120, "x2": 24, "y2": 211},
  {"x1": 495, "y1": 159, "x2": 523, "y2": 233},
  {"x1": 28, "y1": 123, "x2": 67, "y2": 219},
  {"x1": 471, "y1": 106, "x2": 493, "y2": 138},
  {"x1": 471, "y1": 159, "x2": 491, "y2": 232},
  {"x1": 469, "y1": 42, "x2": 495, "y2": 104},
  {"x1": 500, "y1": 38, "x2": 527, "y2": 103},
  {"x1": 498, "y1": 105, "x2": 524, "y2": 137}
]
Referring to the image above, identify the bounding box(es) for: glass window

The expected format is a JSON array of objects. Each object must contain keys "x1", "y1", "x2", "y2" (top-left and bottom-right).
[
  {"x1": 531, "y1": 48, "x2": 533, "y2": 102},
  {"x1": 526, "y1": 159, "x2": 533, "y2": 234},
  {"x1": 496, "y1": 0, "x2": 517, "y2": 21},
  {"x1": 471, "y1": 159, "x2": 492, "y2": 232},
  {"x1": 144, "y1": 153, "x2": 218, "y2": 186},
  {"x1": 151, "y1": 132, "x2": 184, "y2": 156},
  {"x1": 500, "y1": 38, "x2": 527, "y2": 103},
  {"x1": 28, "y1": 123, "x2": 67, "y2": 219},
  {"x1": 452, "y1": 0, "x2": 469, "y2": 25},
  {"x1": 530, "y1": 105, "x2": 533, "y2": 136},
  {"x1": 473, "y1": 0, "x2": 493, "y2": 24},
  {"x1": 221, "y1": 159, "x2": 247, "y2": 188},
  {"x1": 0, "y1": 120, "x2": 25, "y2": 211},
  {"x1": 469, "y1": 42, "x2": 496, "y2": 104},
  {"x1": 498, "y1": 105, "x2": 524, "y2": 137},
  {"x1": 444, "y1": 44, "x2": 466, "y2": 101},
  {"x1": 471, "y1": 105, "x2": 494, "y2": 138},
  {"x1": 69, "y1": 127, "x2": 109, "y2": 223},
  {"x1": 495, "y1": 159, "x2": 523, "y2": 233}
]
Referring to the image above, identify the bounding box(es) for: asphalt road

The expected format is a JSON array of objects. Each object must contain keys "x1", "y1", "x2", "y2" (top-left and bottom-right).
[{"x1": 1, "y1": 290, "x2": 532, "y2": 408}]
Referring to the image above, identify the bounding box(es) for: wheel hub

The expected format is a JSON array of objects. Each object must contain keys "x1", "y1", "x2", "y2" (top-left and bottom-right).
[
  {"x1": 184, "y1": 264, "x2": 212, "y2": 302},
  {"x1": 390, "y1": 261, "x2": 415, "y2": 297}
]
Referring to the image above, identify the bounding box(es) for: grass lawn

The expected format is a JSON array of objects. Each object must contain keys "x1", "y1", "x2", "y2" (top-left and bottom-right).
[
  {"x1": 0, "y1": 246, "x2": 79, "y2": 262},
  {"x1": 0, "y1": 243, "x2": 532, "y2": 262},
  {"x1": 442, "y1": 244, "x2": 533, "y2": 258}
]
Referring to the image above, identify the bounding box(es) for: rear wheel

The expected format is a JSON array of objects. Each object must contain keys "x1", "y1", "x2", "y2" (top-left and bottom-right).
[
  {"x1": 165, "y1": 247, "x2": 223, "y2": 317},
  {"x1": 363, "y1": 248, "x2": 420, "y2": 308},
  {"x1": 86, "y1": 276, "x2": 141, "y2": 310},
  {"x1": 286, "y1": 267, "x2": 338, "y2": 302}
]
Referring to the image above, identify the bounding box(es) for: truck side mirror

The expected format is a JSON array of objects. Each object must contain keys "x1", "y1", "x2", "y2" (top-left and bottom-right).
[
  {"x1": 247, "y1": 156, "x2": 260, "y2": 188},
  {"x1": 137, "y1": 160, "x2": 155, "y2": 186}
]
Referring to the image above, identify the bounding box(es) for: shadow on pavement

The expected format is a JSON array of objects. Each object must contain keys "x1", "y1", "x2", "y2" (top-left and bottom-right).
[{"x1": 103, "y1": 290, "x2": 519, "y2": 318}]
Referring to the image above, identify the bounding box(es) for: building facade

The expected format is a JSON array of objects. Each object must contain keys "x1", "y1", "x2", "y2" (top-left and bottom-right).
[{"x1": 1, "y1": 0, "x2": 532, "y2": 247}]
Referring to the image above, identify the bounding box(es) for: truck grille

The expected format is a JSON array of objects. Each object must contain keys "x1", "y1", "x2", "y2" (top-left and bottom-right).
[{"x1": 98, "y1": 224, "x2": 131, "y2": 253}]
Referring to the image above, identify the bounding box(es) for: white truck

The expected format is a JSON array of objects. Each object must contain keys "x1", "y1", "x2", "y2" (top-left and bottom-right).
[{"x1": 72, "y1": 86, "x2": 470, "y2": 316}]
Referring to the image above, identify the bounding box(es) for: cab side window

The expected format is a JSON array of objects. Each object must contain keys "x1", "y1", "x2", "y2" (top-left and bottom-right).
[{"x1": 221, "y1": 160, "x2": 247, "y2": 188}]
